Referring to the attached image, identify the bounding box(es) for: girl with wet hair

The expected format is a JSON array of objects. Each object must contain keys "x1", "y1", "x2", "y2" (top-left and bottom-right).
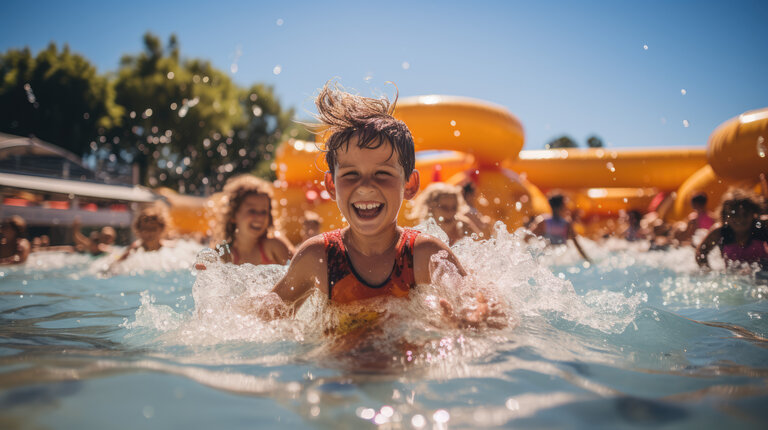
[{"x1": 213, "y1": 174, "x2": 293, "y2": 265}]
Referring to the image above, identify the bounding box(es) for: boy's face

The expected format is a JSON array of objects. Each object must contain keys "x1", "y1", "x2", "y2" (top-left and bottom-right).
[{"x1": 325, "y1": 137, "x2": 419, "y2": 237}]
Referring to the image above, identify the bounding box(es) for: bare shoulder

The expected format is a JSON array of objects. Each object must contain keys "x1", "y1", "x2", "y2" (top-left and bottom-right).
[
  {"x1": 264, "y1": 234, "x2": 295, "y2": 262},
  {"x1": 290, "y1": 234, "x2": 325, "y2": 265},
  {"x1": 412, "y1": 232, "x2": 465, "y2": 284},
  {"x1": 272, "y1": 234, "x2": 328, "y2": 302}
]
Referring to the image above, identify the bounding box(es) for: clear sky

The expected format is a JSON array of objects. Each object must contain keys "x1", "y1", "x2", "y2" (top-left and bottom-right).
[{"x1": 2, "y1": 0, "x2": 766, "y2": 150}]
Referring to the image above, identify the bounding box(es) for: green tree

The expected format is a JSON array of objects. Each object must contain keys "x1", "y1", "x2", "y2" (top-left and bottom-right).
[
  {"x1": 0, "y1": 44, "x2": 122, "y2": 156},
  {"x1": 586, "y1": 135, "x2": 604, "y2": 148},
  {"x1": 111, "y1": 33, "x2": 307, "y2": 192},
  {"x1": 545, "y1": 135, "x2": 578, "y2": 149}
]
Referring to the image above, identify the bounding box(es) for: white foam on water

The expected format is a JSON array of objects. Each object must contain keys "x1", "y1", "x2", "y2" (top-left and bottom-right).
[
  {"x1": 125, "y1": 220, "x2": 647, "y2": 365},
  {"x1": 105, "y1": 240, "x2": 202, "y2": 276}
]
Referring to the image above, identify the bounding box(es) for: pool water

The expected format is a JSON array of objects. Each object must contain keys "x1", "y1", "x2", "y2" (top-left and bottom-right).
[{"x1": 1, "y1": 223, "x2": 766, "y2": 429}]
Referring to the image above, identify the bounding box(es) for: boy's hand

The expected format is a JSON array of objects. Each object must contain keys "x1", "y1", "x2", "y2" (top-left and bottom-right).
[{"x1": 439, "y1": 292, "x2": 507, "y2": 329}]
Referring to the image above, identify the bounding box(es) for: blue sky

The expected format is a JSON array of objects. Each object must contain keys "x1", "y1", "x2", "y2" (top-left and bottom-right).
[{"x1": 2, "y1": 0, "x2": 766, "y2": 150}]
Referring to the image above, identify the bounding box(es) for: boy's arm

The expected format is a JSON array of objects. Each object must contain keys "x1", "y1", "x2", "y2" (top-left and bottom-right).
[
  {"x1": 269, "y1": 236, "x2": 328, "y2": 314},
  {"x1": 72, "y1": 219, "x2": 90, "y2": 249},
  {"x1": 413, "y1": 234, "x2": 506, "y2": 329}
]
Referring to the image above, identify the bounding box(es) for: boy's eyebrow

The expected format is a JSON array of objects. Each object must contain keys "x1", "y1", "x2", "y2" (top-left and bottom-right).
[{"x1": 336, "y1": 160, "x2": 399, "y2": 170}]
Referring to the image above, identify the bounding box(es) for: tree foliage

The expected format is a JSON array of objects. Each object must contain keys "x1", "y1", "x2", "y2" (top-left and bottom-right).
[
  {"x1": 544, "y1": 134, "x2": 605, "y2": 149},
  {"x1": 545, "y1": 135, "x2": 578, "y2": 149},
  {"x1": 0, "y1": 44, "x2": 122, "y2": 156},
  {"x1": 0, "y1": 33, "x2": 309, "y2": 194},
  {"x1": 586, "y1": 135, "x2": 604, "y2": 148}
]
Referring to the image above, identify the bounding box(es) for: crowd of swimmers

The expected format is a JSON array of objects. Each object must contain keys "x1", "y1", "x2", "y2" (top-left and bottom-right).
[{"x1": 2, "y1": 85, "x2": 766, "y2": 285}]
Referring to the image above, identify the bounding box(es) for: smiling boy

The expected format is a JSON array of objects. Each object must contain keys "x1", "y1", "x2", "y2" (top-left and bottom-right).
[{"x1": 264, "y1": 82, "x2": 488, "y2": 325}]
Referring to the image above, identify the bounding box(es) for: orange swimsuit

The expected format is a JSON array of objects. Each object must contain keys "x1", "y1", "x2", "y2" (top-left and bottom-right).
[{"x1": 324, "y1": 228, "x2": 420, "y2": 304}]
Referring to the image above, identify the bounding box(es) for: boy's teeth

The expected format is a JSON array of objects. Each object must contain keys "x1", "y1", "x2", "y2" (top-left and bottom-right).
[{"x1": 355, "y1": 202, "x2": 381, "y2": 210}]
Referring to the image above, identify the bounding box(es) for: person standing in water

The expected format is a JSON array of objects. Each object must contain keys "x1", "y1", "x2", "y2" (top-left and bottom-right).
[
  {"x1": 529, "y1": 194, "x2": 591, "y2": 262},
  {"x1": 674, "y1": 192, "x2": 716, "y2": 244},
  {"x1": 411, "y1": 182, "x2": 482, "y2": 245},
  {"x1": 239, "y1": 81, "x2": 501, "y2": 328},
  {"x1": 114, "y1": 206, "x2": 171, "y2": 263},
  {"x1": 696, "y1": 188, "x2": 767, "y2": 270},
  {"x1": 0, "y1": 216, "x2": 30, "y2": 265},
  {"x1": 213, "y1": 174, "x2": 294, "y2": 265}
]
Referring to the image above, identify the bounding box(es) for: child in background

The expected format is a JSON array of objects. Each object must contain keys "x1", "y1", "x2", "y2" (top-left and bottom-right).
[
  {"x1": 114, "y1": 206, "x2": 171, "y2": 263},
  {"x1": 213, "y1": 175, "x2": 293, "y2": 265},
  {"x1": 675, "y1": 193, "x2": 716, "y2": 244},
  {"x1": 244, "y1": 81, "x2": 499, "y2": 328},
  {"x1": 299, "y1": 210, "x2": 322, "y2": 244},
  {"x1": 411, "y1": 182, "x2": 482, "y2": 245},
  {"x1": 0, "y1": 216, "x2": 30, "y2": 265},
  {"x1": 461, "y1": 181, "x2": 492, "y2": 237},
  {"x1": 696, "y1": 188, "x2": 767, "y2": 270},
  {"x1": 529, "y1": 194, "x2": 591, "y2": 262},
  {"x1": 73, "y1": 218, "x2": 117, "y2": 256}
]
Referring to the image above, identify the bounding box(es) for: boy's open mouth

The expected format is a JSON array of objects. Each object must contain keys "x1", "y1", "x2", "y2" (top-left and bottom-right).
[{"x1": 352, "y1": 201, "x2": 384, "y2": 219}]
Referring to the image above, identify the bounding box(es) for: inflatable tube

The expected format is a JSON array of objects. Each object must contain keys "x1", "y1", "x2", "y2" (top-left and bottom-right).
[
  {"x1": 707, "y1": 107, "x2": 768, "y2": 181},
  {"x1": 568, "y1": 187, "x2": 658, "y2": 217},
  {"x1": 504, "y1": 148, "x2": 708, "y2": 191},
  {"x1": 393, "y1": 95, "x2": 524, "y2": 166},
  {"x1": 275, "y1": 139, "x2": 327, "y2": 185}
]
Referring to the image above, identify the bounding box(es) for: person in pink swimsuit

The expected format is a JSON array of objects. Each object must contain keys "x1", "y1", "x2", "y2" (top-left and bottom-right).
[
  {"x1": 675, "y1": 192, "x2": 716, "y2": 245},
  {"x1": 696, "y1": 188, "x2": 767, "y2": 270},
  {"x1": 213, "y1": 175, "x2": 294, "y2": 266}
]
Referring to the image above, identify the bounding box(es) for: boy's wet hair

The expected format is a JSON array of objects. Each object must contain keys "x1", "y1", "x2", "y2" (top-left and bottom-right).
[
  {"x1": 719, "y1": 187, "x2": 763, "y2": 221},
  {"x1": 315, "y1": 81, "x2": 415, "y2": 177},
  {"x1": 691, "y1": 192, "x2": 708, "y2": 207},
  {"x1": 217, "y1": 174, "x2": 276, "y2": 244}
]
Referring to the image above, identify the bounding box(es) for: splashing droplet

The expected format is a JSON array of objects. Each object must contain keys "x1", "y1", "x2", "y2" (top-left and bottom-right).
[
  {"x1": 682, "y1": 120, "x2": 689, "y2": 128},
  {"x1": 606, "y1": 162, "x2": 616, "y2": 173},
  {"x1": 276, "y1": 18, "x2": 284, "y2": 26},
  {"x1": 273, "y1": 65, "x2": 282, "y2": 75},
  {"x1": 401, "y1": 61, "x2": 410, "y2": 70},
  {"x1": 680, "y1": 89, "x2": 686, "y2": 95},
  {"x1": 643, "y1": 44, "x2": 649, "y2": 50},
  {"x1": 757, "y1": 136, "x2": 766, "y2": 158}
]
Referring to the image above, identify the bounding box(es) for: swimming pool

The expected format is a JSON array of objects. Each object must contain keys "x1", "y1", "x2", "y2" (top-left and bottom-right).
[{"x1": 1, "y1": 224, "x2": 766, "y2": 429}]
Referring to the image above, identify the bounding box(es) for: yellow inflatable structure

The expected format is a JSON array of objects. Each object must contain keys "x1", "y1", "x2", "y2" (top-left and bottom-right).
[
  {"x1": 393, "y1": 95, "x2": 525, "y2": 166},
  {"x1": 707, "y1": 107, "x2": 768, "y2": 181},
  {"x1": 671, "y1": 107, "x2": 767, "y2": 220},
  {"x1": 505, "y1": 148, "x2": 708, "y2": 191},
  {"x1": 162, "y1": 93, "x2": 767, "y2": 242}
]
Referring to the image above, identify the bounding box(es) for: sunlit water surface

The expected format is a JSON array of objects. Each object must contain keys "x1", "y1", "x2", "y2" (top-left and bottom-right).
[{"x1": 1, "y1": 223, "x2": 766, "y2": 429}]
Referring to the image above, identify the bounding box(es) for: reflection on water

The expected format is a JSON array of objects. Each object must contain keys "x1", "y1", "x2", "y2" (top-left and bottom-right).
[{"x1": 1, "y1": 231, "x2": 767, "y2": 428}]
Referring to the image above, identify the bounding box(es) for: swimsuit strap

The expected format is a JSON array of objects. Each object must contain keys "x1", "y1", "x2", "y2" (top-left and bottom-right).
[
  {"x1": 258, "y1": 239, "x2": 273, "y2": 264},
  {"x1": 324, "y1": 228, "x2": 420, "y2": 302}
]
